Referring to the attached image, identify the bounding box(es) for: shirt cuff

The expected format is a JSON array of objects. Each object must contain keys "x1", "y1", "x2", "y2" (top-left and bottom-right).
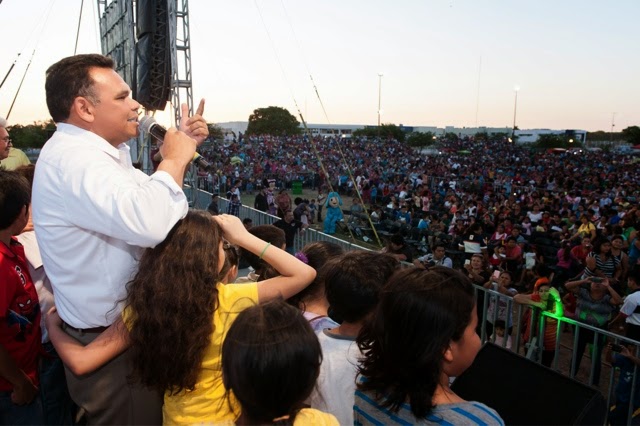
[{"x1": 150, "y1": 171, "x2": 186, "y2": 195}]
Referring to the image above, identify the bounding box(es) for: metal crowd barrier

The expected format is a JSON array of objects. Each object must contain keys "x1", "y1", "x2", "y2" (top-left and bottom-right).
[
  {"x1": 188, "y1": 186, "x2": 375, "y2": 255},
  {"x1": 475, "y1": 284, "x2": 640, "y2": 426}
]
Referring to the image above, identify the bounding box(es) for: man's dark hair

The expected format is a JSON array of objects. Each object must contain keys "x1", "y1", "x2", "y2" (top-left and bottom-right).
[
  {"x1": 0, "y1": 171, "x2": 31, "y2": 230},
  {"x1": 45, "y1": 54, "x2": 115, "y2": 122}
]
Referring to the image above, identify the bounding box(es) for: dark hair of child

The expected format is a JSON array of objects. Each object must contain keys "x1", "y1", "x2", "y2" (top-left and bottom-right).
[
  {"x1": 240, "y1": 225, "x2": 286, "y2": 278},
  {"x1": 0, "y1": 170, "x2": 31, "y2": 230},
  {"x1": 125, "y1": 210, "x2": 225, "y2": 394},
  {"x1": 219, "y1": 241, "x2": 240, "y2": 282},
  {"x1": 356, "y1": 266, "x2": 476, "y2": 419},
  {"x1": 222, "y1": 300, "x2": 322, "y2": 425},
  {"x1": 287, "y1": 241, "x2": 344, "y2": 311},
  {"x1": 323, "y1": 251, "x2": 398, "y2": 323}
]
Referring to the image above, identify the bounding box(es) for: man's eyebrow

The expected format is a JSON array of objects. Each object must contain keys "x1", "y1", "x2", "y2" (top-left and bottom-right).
[{"x1": 115, "y1": 89, "x2": 130, "y2": 98}]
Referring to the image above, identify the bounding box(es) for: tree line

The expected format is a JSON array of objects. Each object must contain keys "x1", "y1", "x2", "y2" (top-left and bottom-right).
[{"x1": 6, "y1": 110, "x2": 640, "y2": 149}]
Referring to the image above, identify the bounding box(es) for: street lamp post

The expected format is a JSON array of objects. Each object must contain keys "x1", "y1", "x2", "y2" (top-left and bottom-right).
[
  {"x1": 610, "y1": 112, "x2": 616, "y2": 144},
  {"x1": 512, "y1": 86, "x2": 520, "y2": 139},
  {"x1": 377, "y1": 73, "x2": 383, "y2": 137}
]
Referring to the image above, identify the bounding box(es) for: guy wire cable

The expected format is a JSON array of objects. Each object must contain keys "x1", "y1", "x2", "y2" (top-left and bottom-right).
[
  {"x1": 5, "y1": 0, "x2": 59, "y2": 117},
  {"x1": 253, "y1": 0, "x2": 357, "y2": 243},
  {"x1": 0, "y1": 53, "x2": 19, "y2": 90},
  {"x1": 279, "y1": 0, "x2": 383, "y2": 247},
  {"x1": 74, "y1": 0, "x2": 85, "y2": 55},
  {"x1": 0, "y1": 0, "x2": 56, "y2": 92},
  {"x1": 6, "y1": 49, "x2": 35, "y2": 120}
]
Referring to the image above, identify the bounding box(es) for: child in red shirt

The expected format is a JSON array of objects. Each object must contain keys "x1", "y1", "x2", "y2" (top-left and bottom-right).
[{"x1": 0, "y1": 171, "x2": 42, "y2": 423}]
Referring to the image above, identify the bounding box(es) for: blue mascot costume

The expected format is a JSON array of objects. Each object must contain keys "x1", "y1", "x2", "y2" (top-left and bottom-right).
[{"x1": 323, "y1": 192, "x2": 343, "y2": 235}]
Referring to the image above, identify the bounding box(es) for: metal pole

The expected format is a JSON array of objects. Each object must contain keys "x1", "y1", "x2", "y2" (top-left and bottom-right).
[
  {"x1": 512, "y1": 89, "x2": 518, "y2": 138},
  {"x1": 610, "y1": 112, "x2": 616, "y2": 143},
  {"x1": 377, "y1": 73, "x2": 383, "y2": 137}
]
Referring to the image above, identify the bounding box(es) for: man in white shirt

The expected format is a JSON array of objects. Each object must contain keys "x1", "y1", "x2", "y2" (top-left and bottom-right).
[
  {"x1": 32, "y1": 54, "x2": 208, "y2": 425},
  {"x1": 612, "y1": 266, "x2": 640, "y2": 341}
]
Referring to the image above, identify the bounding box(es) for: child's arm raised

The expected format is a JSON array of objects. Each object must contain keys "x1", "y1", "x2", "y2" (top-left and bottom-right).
[
  {"x1": 214, "y1": 214, "x2": 316, "y2": 302},
  {"x1": 46, "y1": 307, "x2": 129, "y2": 376},
  {"x1": 513, "y1": 293, "x2": 545, "y2": 310}
]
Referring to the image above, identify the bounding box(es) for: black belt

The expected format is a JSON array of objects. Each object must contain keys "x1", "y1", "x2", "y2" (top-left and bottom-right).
[{"x1": 63, "y1": 322, "x2": 109, "y2": 334}]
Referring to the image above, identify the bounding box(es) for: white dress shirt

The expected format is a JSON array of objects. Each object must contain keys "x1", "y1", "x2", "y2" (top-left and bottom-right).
[{"x1": 32, "y1": 123, "x2": 188, "y2": 328}]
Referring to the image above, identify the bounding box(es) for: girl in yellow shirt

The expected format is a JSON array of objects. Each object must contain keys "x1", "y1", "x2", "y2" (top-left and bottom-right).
[{"x1": 46, "y1": 211, "x2": 316, "y2": 424}]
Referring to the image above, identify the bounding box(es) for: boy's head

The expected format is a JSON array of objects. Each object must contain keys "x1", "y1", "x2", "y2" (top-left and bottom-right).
[
  {"x1": 0, "y1": 170, "x2": 31, "y2": 232},
  {"x1": 323, "y1": 251, "x2": 398, "y2": 324},
  {"x1": 494, "y1": 320, "x2": 506, "y2": 337},
  {"x1": 628, "y1": 266, "x2": 640, "y2": 291}
]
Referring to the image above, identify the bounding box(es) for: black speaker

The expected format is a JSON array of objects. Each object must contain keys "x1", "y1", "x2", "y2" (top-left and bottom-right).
[
  {"x1": 133, "y1": 0, "x2": 171, "y2": 111},
  {"x1": 451, "y1": 343, "x2": 606, "y2": 425}
]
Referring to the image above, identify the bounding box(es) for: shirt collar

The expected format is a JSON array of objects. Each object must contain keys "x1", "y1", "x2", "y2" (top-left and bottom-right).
[
  {"x1": 0, "y1": 237, "x2": 21, "y2": 259},
  {"x1": 56, "y1": 122, "x2": 128, "y2": 161}
]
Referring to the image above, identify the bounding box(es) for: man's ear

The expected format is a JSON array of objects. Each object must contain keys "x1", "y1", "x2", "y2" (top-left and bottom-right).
[{"x1": 71, "y1": 96, "x2": 96, "y2": 124}]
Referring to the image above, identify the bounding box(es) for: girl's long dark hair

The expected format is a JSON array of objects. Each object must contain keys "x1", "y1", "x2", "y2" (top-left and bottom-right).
[
  {"x1": 125, "y1": 210, "x2": 223, "y2": 394},
  {"x1": 222, "y1": 300, "x2": 322, "y2": 424},
  {"x1": 356, "y1": 267, "x2": 475, "y2": 420}
]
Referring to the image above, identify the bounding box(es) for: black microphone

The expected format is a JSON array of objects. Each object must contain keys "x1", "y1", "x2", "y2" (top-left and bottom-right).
[{"x1": 139, "y1": 116, "x2": 212, "y2": 171}]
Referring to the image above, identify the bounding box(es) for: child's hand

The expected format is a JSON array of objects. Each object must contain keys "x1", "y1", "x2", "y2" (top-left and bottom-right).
[
  {"x1": 213, "y1": 214, "x2": 248, "y2": 245},
  {"x1": 45, "y1": 306, "x2": 62, "y2": 330}
]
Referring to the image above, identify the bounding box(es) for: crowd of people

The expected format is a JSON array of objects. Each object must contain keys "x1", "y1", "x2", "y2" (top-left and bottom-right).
[{"x1": 2, "y1": 51, "x2": 640, "y2": 426}]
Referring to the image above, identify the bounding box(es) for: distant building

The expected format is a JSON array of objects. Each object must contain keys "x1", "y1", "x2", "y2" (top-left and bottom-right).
[
  {"x1": 216, "y1": 121, "x2": 586, "y2": 143},
  {"x1": 514, "y1": 129, "x2": 587, "y2": 144}
]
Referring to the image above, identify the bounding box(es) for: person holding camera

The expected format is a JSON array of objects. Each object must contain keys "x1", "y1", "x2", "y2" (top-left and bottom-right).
[
  {"x1": 413, "y1": 244, "x2": 452, "y2": 269},
  {"x1": 565, "y1": 276, "x2": 622, "y2": 386}
]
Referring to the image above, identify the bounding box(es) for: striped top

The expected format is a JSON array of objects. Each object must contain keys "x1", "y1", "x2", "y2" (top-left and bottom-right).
[
  {"x1": 354, "y1": 389, "x2": 504, "y2": 426},
  {"x1": 584, "y1": 252, "x2": 619, "y2": 278}
]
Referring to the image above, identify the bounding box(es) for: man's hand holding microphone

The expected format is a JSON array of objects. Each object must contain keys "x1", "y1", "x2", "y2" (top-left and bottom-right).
[{"x1": 142, "y1": 99, "x2": 209, "y2": 185}]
